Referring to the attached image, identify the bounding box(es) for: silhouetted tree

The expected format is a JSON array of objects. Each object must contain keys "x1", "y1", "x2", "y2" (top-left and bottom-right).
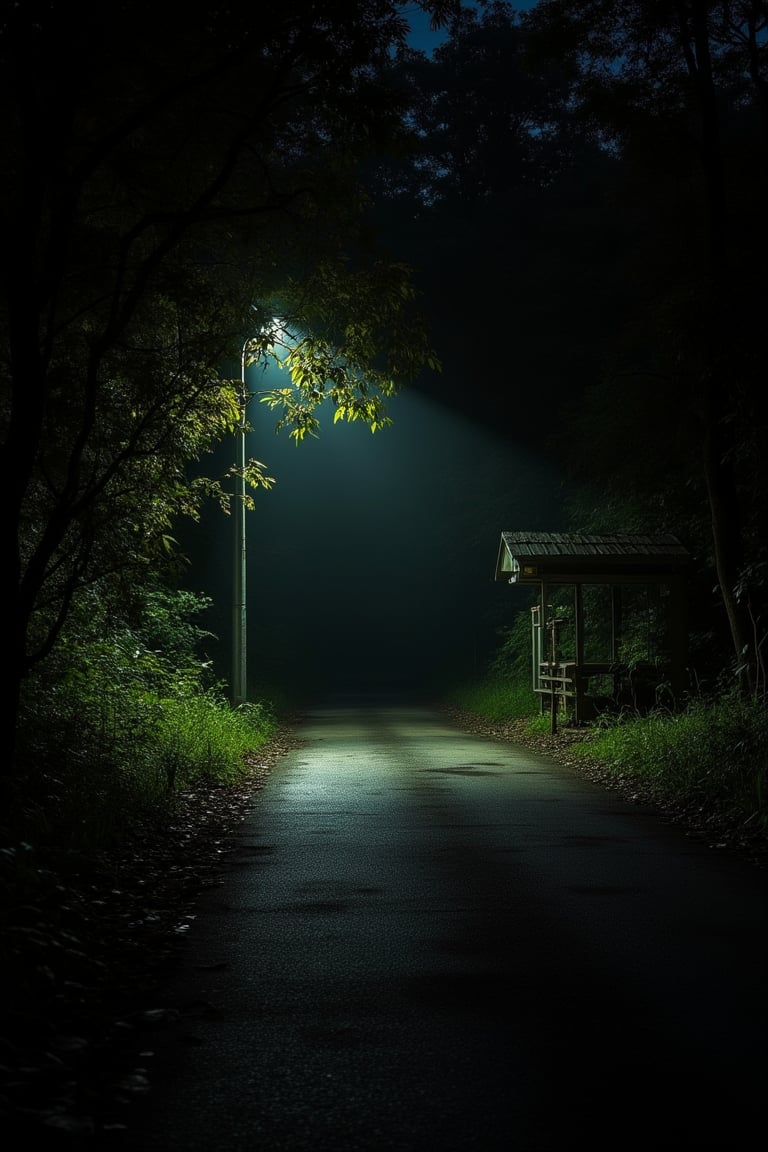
[
  {"x1": 369, "y1": 1, "x2": 630, "y2": 434},
  {"x1": 525, "y1": 0, "x2": 768, "y2": 695},
  {"x1": 0, "y1": 0, "x2": 452, "y2": 788}
]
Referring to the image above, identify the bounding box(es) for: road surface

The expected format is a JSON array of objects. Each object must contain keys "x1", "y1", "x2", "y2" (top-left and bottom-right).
[{"x1": 129, "y1": 701, "x2": 768, "y2": 1150}]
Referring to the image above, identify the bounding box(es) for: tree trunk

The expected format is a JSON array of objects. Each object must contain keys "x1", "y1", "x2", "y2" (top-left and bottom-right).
[
  {"x1": 701, "y1": 384, "x2": 753, "y2": 691},
  {"x1": 682, "y1": 0, "x2": 756, "y2": 690}
]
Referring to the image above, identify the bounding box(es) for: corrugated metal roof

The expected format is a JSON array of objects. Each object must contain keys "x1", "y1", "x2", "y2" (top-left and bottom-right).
[{"x1": 496, "y1": 531, "x2": 690, "y2": 582}]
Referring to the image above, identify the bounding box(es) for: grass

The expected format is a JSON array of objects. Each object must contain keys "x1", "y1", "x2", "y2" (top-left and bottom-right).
[
  {"x1": 442, "y1": 675, "x2": 538, "y2": 722},
  {"x1": 152, "y1": 693, "x2": 278, "y2": 792},
  {"x1": 11, "y1": 652, "x2": 768, "y2": 857},
  {"x1": 11, "y1": 682, "x2": 281, "y2": 853},
  {"x1": 576, "y1": 694, "x2": 768, "y2": 828}
]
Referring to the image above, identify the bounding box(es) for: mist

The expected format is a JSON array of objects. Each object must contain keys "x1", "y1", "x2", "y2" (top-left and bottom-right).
[{"x1": 183, "y1": 385, "x2": 565, "y2": 702}]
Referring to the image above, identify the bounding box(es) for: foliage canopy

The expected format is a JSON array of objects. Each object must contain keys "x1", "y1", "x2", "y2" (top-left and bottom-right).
[{"x1": 0, "y1": 0, "x2": 450, "y2": 776}]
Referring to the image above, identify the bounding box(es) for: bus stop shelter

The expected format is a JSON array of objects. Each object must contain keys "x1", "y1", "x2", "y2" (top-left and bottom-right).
[{"x1": 494, "y1": 531, "x2": 691, "y2": 730}]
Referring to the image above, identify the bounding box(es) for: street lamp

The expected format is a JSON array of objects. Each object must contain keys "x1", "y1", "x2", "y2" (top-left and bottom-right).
[
  {"x1": 232, "y1": 336, "x2": 250, "y2": 707},
  {"x1": 231, "y1": 316, "x2": 285, "y2": 708}
]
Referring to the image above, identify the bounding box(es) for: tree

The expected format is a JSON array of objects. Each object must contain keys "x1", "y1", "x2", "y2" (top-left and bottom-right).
[
  {"x1": 366, "y1": 0, "x2": 629, "y2": 438},
  {"x1": 524, "y1": 0, "x2": 768, "y2": 695},
  {"x1": 0, "y1": 0, "x2": 450, "y2": 787},
  {"x1": 391, "y1": 0, "x2": 587, "y2": 207}
]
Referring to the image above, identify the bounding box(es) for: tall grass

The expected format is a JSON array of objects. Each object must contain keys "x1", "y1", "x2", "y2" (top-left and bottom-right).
[
  {"x1": 153, "y1": 694, "x2": 277, "y2": 792},
  {"x1": 12, "y1": 602, "x2": 281, "y2": 853},
  {"x1": 444, "y1": 673, "x2": 538, "y2": 722},
  {"x1": 575, "y1": 694, "x2": 768, "y2": 829}
]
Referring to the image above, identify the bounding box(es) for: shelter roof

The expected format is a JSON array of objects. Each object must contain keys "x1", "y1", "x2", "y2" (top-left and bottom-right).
[{"x1": 495, "y1": 532, "x2": 690, "y2": 584}]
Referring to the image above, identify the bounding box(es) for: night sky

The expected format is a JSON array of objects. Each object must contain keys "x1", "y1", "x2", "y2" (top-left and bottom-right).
[{"x1": 406, "y1": 0, "x2": 540, "y2": 53}]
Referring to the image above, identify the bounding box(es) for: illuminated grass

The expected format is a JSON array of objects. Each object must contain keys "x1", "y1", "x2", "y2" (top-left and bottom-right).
[
  {"x1": 445, "y1": 674, "x2": 538, "y2": 722},
  {"x1": 153, "y1": 693, "x2": 278, "y2": 790},
  {"x1": 15, "y1": 681, "x2": 279, "y2": 851}
]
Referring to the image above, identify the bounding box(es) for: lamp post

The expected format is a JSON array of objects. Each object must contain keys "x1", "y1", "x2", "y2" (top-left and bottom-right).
[
  {"x1": 231, "y1": 315, "x2": 283, "y2": 707},
  {"x1": 232, "y1": 338, "x2": 249, "y2": 707}
]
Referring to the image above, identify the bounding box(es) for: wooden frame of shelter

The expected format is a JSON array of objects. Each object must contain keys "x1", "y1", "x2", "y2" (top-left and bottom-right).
[{"x1": 494, "y1": 532, "x2": 691, "y2": 731}]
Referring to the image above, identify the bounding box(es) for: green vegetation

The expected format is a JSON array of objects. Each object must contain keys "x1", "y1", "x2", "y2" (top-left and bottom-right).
[
  {"x1": 3, "y1": 1, "x2": 767, "y2": 859},
  {"x1": 1, "y1": 3, "x2": 441, "y2": 781},
  {"x1": 444, "y1": 675, "x2": 538, "y2": 722},
  {"x1": 444, "y1": 612, "x2": 539, "y2": 720},
  {"x1": 450, "y1": 565, "x2": 768, "y2": 836},
  {"x1": 8, "y1": 584, "x2": 281, "y2": 854},
  {"x1": 574, "y1": 695, "x2": 768, "y2": 831}
]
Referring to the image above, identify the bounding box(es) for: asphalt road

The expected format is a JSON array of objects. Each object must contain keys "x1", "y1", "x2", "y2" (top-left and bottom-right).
[{"x1": 129, "y1": 701, "x2": 768, "y2": 1150}]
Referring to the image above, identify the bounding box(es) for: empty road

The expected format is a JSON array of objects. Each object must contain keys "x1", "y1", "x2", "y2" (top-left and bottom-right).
[{"x1": 130, "y1": 701, "x2": 768, "y2": 1150}]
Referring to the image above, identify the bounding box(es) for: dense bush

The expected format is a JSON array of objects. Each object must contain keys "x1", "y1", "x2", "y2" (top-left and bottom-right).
[{"x1": 10, "y1": 582, "x2": 279, "y2": 851}]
